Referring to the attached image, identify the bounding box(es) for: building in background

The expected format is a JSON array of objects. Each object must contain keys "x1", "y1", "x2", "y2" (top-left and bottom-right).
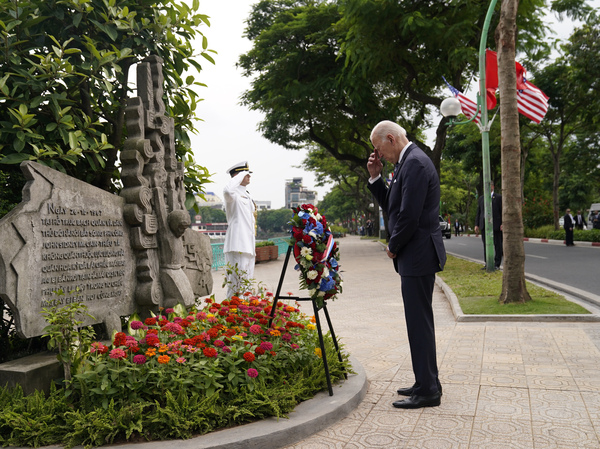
[
  {"x1": 196, "y1": 192, "x2": 224, "y2": 210},
  {"x1": 285, "y1": 177, "x2": 317, "y2": 209},
  {"x1": 255, "y1": 200, "x2": 271, "y2": 211}
]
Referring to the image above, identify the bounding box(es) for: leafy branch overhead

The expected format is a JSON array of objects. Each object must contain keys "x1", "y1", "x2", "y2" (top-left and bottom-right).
[{"x1": 0, "y1": 0, "x2": 214, "y2": 197}]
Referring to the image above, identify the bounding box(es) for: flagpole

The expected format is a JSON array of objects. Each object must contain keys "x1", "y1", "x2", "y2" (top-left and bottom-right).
[{"x1": 479, "y1": 0, "x2": 498, "y2": 272}]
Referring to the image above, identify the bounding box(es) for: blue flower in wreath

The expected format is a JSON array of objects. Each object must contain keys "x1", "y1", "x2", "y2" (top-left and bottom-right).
[
  {"x1": 320, "y1": 276, "x2": 336, "y2": 291},
  {"x1": 315, "y1": 222, "x2": 324, "y2": 235}
]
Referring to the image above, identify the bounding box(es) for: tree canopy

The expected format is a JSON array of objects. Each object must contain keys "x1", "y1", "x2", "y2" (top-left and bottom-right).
[{"x1": 0, "y1": 0, "x2": 214, "y2": 205}]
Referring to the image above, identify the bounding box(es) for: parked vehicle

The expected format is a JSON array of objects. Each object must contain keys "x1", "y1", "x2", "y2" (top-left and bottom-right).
[
  {"x1": 587, "y1": 203, "x2": 600, "y2": 229},
  {"x1": 439, "y1": 216, "x2": 451, "y2": 239}
]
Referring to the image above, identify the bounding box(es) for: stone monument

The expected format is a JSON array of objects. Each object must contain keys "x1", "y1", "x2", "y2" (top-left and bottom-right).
[{"x1": 0, "y1": 55, "x2": 212, "y2": 341}]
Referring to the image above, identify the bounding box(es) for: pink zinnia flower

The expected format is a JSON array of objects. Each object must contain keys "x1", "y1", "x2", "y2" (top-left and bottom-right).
[
  {"x1": 133, "y1": 354, "x2": 146, "y2": 364},
  {"x1": 109, "y1": 348, "x2": 126, "y2": 359},
  {"x1": 165, "y1": 308, "x2": 174, "y2": 314},
  {"x1": 130, "y1": 320, "x2": 143, "y2": 330},
  {"x1": 162, "y1": 322, "x2": 185, "y2": 335},
  {"x1": 213, "y1": 340, "x2": 225, "y2": 347},
  {"x1": 222, "y1": 346, "x2": 232, "y2": 353},
  {"x1": 260, "y1": 341, "x2": 273, "y2": 351},
  {"x1": 91, "y1": 342, "x2": 108, "y2": 354},
  {"x1": 249, "y1": 325, "x2": 263, "y2": 335},
  {"x1": 247, "y1": 368, "x2": 258, "y2": 378},
  {"x1": 176, "y1": 357, "x2": 186, "y2": 364}
]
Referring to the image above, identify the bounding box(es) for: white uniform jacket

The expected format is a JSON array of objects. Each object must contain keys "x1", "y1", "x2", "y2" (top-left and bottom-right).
[{"x1": 223, "y1": 173, "x2": 256, "y2": 256}]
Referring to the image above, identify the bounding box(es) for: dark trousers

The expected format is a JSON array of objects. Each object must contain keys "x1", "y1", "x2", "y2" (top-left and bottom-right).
[
  {"x1": 565, "y1": 228, "x2": 574, "y2": 246},
  {"x1": 400, "y1": 274, "x2": 441, "y2": 396},
  {"x1": 480, "y1": 230, "x2": 503, "y2": 268}
]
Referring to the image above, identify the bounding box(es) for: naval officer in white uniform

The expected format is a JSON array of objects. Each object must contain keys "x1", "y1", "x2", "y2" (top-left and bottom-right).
[{"x1": 223, "y1": 161, "x2": 257, "y2": 297}]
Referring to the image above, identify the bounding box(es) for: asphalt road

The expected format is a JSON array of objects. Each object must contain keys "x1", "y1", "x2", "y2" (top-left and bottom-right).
[{"x1": 443, "y1": 235, "x2": 599, "y2": 301}]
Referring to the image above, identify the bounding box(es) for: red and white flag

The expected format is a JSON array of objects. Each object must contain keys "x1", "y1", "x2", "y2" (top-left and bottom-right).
[{"x1": 517, "y1": 79, "x2": 549, "y2": 124}]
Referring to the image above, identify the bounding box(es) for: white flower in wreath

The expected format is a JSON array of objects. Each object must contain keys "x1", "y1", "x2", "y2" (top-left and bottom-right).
[
  {"x1": 307, "y1": 270, "x2": 318, "y2": 280},
  {"x1": 300, "y1": 247, "x2": 312, "y2": 258},
  {"x1": 308, "y1": 288, "x2": 316, "y2": 297},
  {"x1": 315, "y1": 213, "x2": 322, "y2": 220},
  {"x1": 318, "y1": 290, "x2": 326, "y2": 297},
  {"x1": 322, "y1": 266, "x2": 330, "y2": 278}
]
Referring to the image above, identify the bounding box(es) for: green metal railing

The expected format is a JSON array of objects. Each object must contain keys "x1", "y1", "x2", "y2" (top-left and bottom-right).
[{"x1": 211, "y1": 237, "x2": 290, "y2": 270}]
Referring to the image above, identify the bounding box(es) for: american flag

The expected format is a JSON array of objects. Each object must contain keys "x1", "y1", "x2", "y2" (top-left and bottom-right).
[
  {"x1": 517, "y1": 79, "x2": 549, "y2": 124},
  {"x1": 443, "y1": 77, "x2": 481, "y2": 124}
]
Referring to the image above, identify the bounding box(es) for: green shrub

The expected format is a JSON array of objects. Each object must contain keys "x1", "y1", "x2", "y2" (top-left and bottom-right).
[
  {"x1": 255, "y1": 240, "x2": 275, "y2": 247},
  {"x1": 525, "y1": 227, "x2": 600, "y2": 243}
]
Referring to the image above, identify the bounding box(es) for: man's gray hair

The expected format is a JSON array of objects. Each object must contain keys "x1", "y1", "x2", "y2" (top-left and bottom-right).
[{"x1": 370, "y1": 120, "x2": 407, "y2": 142}]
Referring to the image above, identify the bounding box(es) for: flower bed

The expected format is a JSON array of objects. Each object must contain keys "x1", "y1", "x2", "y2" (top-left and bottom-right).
[{"x1": 0, "y1": 289, "x2": 350, "y2": 448}]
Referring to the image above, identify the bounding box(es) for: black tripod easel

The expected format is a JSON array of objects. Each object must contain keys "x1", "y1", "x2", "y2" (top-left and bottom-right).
[{"x1": 268, "y1": 245, "x2": 345, "y2": 396}]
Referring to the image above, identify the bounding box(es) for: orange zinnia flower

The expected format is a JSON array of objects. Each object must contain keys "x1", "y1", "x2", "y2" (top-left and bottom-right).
[{"x1": 157, "y1": 355, "x2": 170, "y2": 364}]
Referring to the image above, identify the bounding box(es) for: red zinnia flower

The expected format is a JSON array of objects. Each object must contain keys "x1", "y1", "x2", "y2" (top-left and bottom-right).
[
  {"x1": 255, "y1": 346, "x2": 265, "y2": 356},
  {"x1": 144, "y1": 317, "x2": 157, "y2": 326},
  {"x1": 243, "y1": 352, "x2": 255, "y2": 363},
  {"x1": 113, "y1": 332, "x2": 127, "y2": 346},
  {"x1": 203, "y1": 347, "x2": 218, "y2": 358}
]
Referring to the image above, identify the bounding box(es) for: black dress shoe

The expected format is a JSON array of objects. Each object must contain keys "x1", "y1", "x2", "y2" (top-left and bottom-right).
[
  {"x1": 397, "y1": 385, "x2": 443, "y2": 396},
  {"x1": 396, "y1": 386, "x2": 414, "y2": 396},
  {"x1": 393, "y1": 392, "x2": 441, "y2": 409}
]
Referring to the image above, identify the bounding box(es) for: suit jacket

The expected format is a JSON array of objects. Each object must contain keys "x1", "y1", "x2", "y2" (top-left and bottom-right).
[
  {"x1": 574, "y1": 214, "x2": 585, "y2": 228},
  {"x1": 563, "y1": 214, "x2": 574, "y2": 230},
  {"x1": 368, "y1": 143, "x2": 446, "y2": 276},
  {"x1": 475, "y1": 192, "x2": 502, "y2": 231}
]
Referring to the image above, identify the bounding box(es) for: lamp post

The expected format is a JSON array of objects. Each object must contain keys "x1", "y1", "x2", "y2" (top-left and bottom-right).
[{"x1": 440, "y1": 0, "x2": 498, "y2": 272}]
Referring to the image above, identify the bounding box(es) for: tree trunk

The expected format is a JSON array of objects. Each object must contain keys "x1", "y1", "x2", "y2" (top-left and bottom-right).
[{"x1": 496, "y1": 0, "x2": 531, "y2": 304}]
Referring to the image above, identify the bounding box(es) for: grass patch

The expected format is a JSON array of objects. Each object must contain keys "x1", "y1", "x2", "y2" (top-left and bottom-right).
[{"x1": 438, "y1": 255, "x2": 590, "y2": 315}]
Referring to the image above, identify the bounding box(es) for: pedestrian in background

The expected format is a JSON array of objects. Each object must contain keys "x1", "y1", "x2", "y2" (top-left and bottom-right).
[
  {"x1": 574, "y1": 210, "x2": 586, "y2": 230},
  {"x1": 563, "y1": 208, "x2": 575, "y2": 246},
  {"x1": 474, "y1": 181, "x2": 503, "y2": 270}
]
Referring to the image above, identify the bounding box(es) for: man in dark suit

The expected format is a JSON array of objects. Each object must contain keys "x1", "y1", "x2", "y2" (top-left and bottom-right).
[
  {"x1": 574, "y1": 210, "x2": 586, "y2": 230},
  {"x1": 474, "y1": 182, "x2": 503, "y2": 270},
  {"x1": 367, "y1": 120, "x2": 446, "y2": 409},
  {"x1": 564, "y1": 208, "x2": 574, "y2": 246}
]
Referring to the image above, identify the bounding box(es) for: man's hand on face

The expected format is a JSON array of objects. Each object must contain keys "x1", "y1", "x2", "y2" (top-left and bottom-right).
[{"x1": 367, "y1": 149, "x2": 383, "y2": 179}]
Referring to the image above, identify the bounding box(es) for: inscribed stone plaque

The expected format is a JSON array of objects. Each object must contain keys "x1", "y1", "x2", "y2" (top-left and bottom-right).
[{"x1": 0, "y1": 161, "x2": 135, "y2": 338}]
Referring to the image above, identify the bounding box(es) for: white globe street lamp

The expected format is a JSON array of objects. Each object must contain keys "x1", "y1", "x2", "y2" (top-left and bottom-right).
[{"x1": 440, "y1": 97, "x2": 462, "y2": 119}]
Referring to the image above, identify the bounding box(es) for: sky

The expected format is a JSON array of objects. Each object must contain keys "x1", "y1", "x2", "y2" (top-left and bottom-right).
[
  {"x1": 189, "y1": 1, "x2": 327, "y2": 209},
  {"x1": 189, "y1": 1, "x2": 597, "y2": 210}
]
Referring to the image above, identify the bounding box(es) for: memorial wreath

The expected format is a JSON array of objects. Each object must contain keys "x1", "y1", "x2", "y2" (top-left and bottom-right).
[{"x1": 289, "y1": 204, "x2": 342, "y2": 307}]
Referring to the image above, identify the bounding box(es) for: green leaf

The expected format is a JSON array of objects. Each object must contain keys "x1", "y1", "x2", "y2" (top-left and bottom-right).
[
  {"x1": 0, "y1": 153, "x2": 31, "y2": 164},
  {"x1": 13, "y1": 139, "x2": 25, "y2": 153}
]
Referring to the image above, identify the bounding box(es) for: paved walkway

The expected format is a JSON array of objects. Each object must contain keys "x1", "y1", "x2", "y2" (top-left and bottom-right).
[{"x1": 211, "y1": 235, "x2": 600, "y2": 449}]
